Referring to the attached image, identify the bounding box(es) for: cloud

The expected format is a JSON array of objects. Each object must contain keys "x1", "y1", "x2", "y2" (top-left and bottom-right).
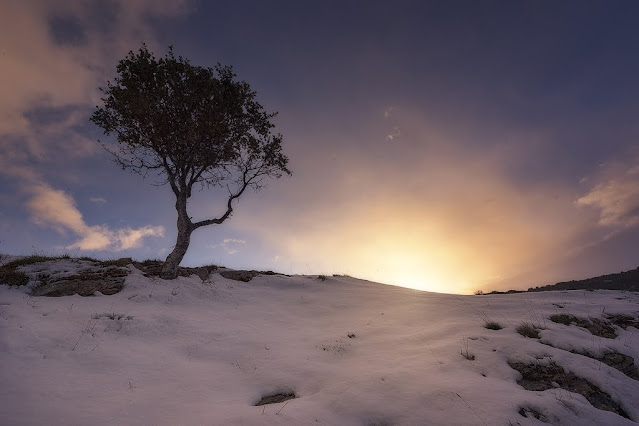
[
  {"x1": 27, "y1": 183, "x2": 164, "y2": 251},
  {"x1": 27, "y1": 184, "x2": 85, "y2": 234},
  {"x1": 89, "y1": 197, "x2": 107, "y2": 204},
  {"x1": 0, "y1": 0, "x2": 191, "y2": 165},
  {"x1": 0, "y1": 1, "x2": 184, "y2": 253},
  {"x1": 577, "y1": 158, "x2": 639, "y2": 228},
  {"x1": 210, "y1": 238, "x2": 246, "y2": 255}
]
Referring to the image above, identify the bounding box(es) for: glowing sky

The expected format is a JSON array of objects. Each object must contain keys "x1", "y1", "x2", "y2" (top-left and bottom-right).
[{"x1": 1, "y1": 1, "x2": 639, "y2": 294}]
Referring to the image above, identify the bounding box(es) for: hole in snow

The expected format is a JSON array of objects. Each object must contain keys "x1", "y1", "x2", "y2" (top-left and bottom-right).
[{"x1": 254, "y1": 392, "x2": 296, "y2": 406}]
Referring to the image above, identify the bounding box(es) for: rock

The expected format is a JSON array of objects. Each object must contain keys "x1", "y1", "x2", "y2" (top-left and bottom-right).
[
  {"x1": 219, "y1": 270, "x2": 259, "y2": 282},
  {"x1": 132, "y1": 260, "x2": 217, "y2": 281},
  {"x1": 549, "y1": 314, "x2": 617, "y2": 338},
  {"x1": 31, "y1": 268, "x2": 128, "y2": 297},
  {"x1": 509, "y1": 361, "x2": 630, "y2": 419},
  {"x1": 606, "y1": 313, "x2": 639, "y2": 330},
  {"x1": 254, "y1": 392, "x2": 296, "y2": 406},
  {"x1": 601, "y1": 351, "x2": 639, "y2": 380}
]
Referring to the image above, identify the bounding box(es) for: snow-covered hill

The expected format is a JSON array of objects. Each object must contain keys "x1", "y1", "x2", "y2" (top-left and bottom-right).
[{"x1": 1, "y1": 258, "x2": 638, "y2": 425}]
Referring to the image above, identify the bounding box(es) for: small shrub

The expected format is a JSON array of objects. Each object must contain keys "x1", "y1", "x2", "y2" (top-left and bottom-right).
[
  {"x1": 516, "y1": 322, "x2": 540, "y2": 339},
  {"x1": 200, "y1": 263, "x2": 219, "y2": 271},
  {"x1": 0, "y1": 269, "x2": 29, "y2": 286},
  {"x1": 4, "y1": 255, "x2": 53, "y2": 268},
  {"x1": 92, "y1": 312, "x2": 133, "y2": 321},
  {"x1": 100, "y1": 257, "x2": 132, "y2": 267},
  {"x1": 0, "y1": 255, "x2": 57, "y2": 286},
  {"x1": 549, "y1": 314, "x2": 575, "y2": 326},
  {"x1": 484, "y1": 321, "x2": 503, "y2": 330},
  {"x1": 460, "y1": 338, "x2": 475, "y2": 360},
  {"x1": 461, "y1": 351, "x2": 475, "y2": 361},
  {"x1": 347, "y1": 332, "x2": 356, "y2": 338},
  {"x1": 474, "y1": 290, "x2": 484, "y2": 295},
  {"x1": 317, "y1": 275, "x2": 327, "y2": 281}
]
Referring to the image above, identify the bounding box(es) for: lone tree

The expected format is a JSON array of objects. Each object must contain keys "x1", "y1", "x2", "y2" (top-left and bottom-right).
[{"x1": 91, "y1": 45, "x2": 290, "y2": 279}]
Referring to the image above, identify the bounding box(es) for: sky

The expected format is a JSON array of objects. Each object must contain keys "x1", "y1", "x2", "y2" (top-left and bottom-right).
[{"x1": 1, "y1": 0, "x2": 639, "y2": 294}]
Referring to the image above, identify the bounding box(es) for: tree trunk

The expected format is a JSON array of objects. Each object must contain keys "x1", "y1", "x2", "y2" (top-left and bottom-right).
[{"x1": 161, "y1": 194, "x2": 193, "y2": 279}]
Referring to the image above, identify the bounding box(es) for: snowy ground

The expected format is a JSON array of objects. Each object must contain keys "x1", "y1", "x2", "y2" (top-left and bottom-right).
[{"x1": 1, "y1": 258, "x2": 638, "y2": 425}]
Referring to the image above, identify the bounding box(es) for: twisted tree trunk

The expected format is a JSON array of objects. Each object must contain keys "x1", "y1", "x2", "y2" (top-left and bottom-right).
[
  {"x1": 159, "y1": 169, "x2": 252, "y2": 279},
  {"x1": 161, "y1": 193, "x2": 193, "y2": 279}
]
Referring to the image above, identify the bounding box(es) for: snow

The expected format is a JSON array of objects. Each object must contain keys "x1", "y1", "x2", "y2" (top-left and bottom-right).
[{"x1": 1, "y1": 259, "x2": 638, "y2": 425}]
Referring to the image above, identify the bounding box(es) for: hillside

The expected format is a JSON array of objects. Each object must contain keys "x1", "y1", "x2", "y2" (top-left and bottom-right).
[
  {"x1": 528, "y1": 267, "x2": 639, "y2": 293},
  {"x1": 1, "y1": 256, "x2": 638, "y2": 425}
]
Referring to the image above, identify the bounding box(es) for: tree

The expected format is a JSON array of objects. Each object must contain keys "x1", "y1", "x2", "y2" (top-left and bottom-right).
[{"x1": 91, "y1": 45, "x2": 290, "y2": 279}]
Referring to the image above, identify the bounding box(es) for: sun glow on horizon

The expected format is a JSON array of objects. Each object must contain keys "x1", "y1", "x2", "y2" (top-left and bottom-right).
[
  {"x1": 253, "y1": 225, "x2": 499, "y2": 295},
  {"x1": 225, "y1": 121, "x2": 611, "y2": 296},
  {"x1": 348, "y1": 249, "x2": 474, "y2": 294}
]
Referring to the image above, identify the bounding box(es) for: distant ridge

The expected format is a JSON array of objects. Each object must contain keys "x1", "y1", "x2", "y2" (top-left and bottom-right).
[
  {"x1": 528, "y1": 267, "x2": 639, "y2": 292},
  {"x1": 486, "y1": 266, "x2": 639, "y2": 295}
]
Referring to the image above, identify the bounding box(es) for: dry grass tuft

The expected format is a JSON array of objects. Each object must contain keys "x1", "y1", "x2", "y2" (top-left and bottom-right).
[
  {"x1": 516, "y1": 322, "x2": 540, "y2": 339},
  {"x1": 484, "y1": 321, "x2": 503, "y2": 330}
]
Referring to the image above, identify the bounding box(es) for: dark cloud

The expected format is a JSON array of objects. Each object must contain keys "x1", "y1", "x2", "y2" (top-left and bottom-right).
[{"x1": 48, "y1": 14, "x2": 86, "y2": 46}]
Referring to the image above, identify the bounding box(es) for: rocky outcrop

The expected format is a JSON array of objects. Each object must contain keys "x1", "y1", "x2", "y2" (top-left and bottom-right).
[{"x1": 31, "y1": 267, "x2": 129, "y2": 297}]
